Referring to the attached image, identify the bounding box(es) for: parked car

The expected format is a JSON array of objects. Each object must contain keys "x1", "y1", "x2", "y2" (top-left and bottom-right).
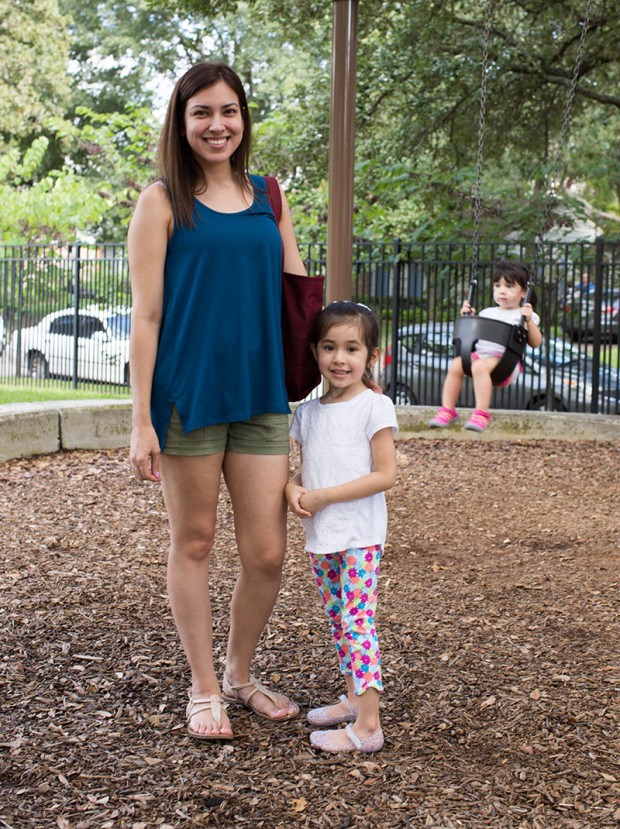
[
  {"x1": 380, "y1": 322, "x2": 620, "y2": 414},
  {"x1": 562, "y1": 292, "x2": 620, "y2": 342},
  {"x1": 15, "y1": 306, "x2": 131, "y2": 385}
]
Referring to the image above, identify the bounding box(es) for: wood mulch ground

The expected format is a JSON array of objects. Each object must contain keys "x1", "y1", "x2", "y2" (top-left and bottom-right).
[{"x1": 1, "y1": 439, "x2": 619, "y2": 829}]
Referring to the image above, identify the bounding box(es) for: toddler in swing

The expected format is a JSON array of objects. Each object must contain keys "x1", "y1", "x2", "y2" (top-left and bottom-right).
[
  {"x1": 429, "y1": 259, "x2": 542, "y2": 432},
  {"x1": 286, "y1": 301, "x2": 398, "y2": 753}
]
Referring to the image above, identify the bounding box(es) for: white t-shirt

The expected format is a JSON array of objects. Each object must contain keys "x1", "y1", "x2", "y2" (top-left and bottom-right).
[
  {"x1": 476, "y1": 306, "x2": 540, "y2": 358},
  {"x1": 289, "y1": 389, "x2": 399, "y2": 555}
]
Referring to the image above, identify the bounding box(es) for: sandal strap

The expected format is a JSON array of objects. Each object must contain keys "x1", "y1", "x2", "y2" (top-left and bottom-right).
[
  {"x1": 345, "y1": 724, "x2": 362, "y2": 749},
  {"x1": 338, "y1": 694, "x2": 356, "y2": 712},
  {"x1": 226, "y1": 675, "x2": 279, "y2": 707},
  {"x1": 186, "y1": 692, "x2": 228, "y2": 728},
  {"x1": 235, "y1": 676, "x2": 278, "y2": 708}
]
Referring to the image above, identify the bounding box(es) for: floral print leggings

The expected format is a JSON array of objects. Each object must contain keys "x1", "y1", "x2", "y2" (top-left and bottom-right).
[{"x1": 309, "y1": 544, "x2": 383, "y2": 696}]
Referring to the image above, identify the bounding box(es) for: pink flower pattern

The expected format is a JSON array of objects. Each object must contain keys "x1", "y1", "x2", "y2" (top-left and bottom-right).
[{"x1": 309, "y1": 544, "x2": 383, "y2": 695}]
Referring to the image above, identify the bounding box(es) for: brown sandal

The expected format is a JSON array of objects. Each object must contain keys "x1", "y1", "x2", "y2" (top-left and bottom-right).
[
  {"x1": 222, "y1": 674, "x2": 300, "y2": 722},
  {"x1": 186, "y1": 691, "x2": 232, "y2": 740}
]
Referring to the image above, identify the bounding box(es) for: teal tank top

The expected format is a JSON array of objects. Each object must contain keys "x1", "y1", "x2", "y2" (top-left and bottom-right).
[{"x1": 150, "y1": 174, "x2": 290, "y2": 448}]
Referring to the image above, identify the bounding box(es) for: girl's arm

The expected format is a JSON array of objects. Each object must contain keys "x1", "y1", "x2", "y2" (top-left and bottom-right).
[
  {"x1": 277, "y1": 182, "x2": 307, "y2": 276},
  {"x1": 127, "y1": 183, "x2": 172, "y2": 482},
  {"x1": 521, "y1": 303, "x2": 543, "y2": 347},
  {"x1": 285, "y1": 460, "x2": 312, "y2": 518},
  {"x1": 300, "y1": 427, "x2": 397, "y2": 516}
]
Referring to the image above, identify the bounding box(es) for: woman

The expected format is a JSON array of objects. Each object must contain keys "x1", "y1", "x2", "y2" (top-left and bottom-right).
[{"x1": 128, "y1": 62, "x2": 305, "y2": 740}]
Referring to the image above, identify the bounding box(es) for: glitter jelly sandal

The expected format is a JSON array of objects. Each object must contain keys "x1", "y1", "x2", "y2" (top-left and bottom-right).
[{"x1": 307, "y1": 694, "x2": 358, "y2": 727}]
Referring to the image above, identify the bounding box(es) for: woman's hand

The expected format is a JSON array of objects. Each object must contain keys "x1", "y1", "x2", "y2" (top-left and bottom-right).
[{"x1": 130, "y1": 423, "x2": 161, "y2": 482}]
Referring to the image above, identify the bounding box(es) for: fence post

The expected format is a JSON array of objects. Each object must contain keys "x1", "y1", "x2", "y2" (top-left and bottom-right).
[
  {"x1": 389, "y1": 238, "x2": 402, "y2": 402},
  {"x1": 15, "y1": 249, "x2": 24, "y2": 378},
  {"x1": 72, "y1": 243, "x2": 81, "y2": 389},
  {"x1": 589, "y1": 235, "x2": 605, "y2": 413}
]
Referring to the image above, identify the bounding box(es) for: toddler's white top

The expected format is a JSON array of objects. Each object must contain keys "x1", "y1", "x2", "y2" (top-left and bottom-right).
[
  {"x1": 290, "y1": 388, "x2": 398, "y2": 555},
  {"x1": 476, "y1": 306, "x2": 540, "y2": 358}
]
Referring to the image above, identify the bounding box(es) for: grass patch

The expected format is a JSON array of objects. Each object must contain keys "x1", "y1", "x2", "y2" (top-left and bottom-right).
[{"x1": 0, "y1": 383, "x2": 129, "y2": 405}]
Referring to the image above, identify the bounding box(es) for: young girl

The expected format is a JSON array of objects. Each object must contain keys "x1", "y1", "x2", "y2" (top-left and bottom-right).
[
  {"x1": 286, "y1": 301, "x2": 398, "y2": 753},
  {"x1": 429, "y1": 260, "x2": 542, "y2": 432}
]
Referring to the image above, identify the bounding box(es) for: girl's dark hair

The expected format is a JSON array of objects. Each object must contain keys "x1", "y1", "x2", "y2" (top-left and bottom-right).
[
  {"x1": 312, "y1": 301, "x2": 380, "y2": 387},
  {"x1": 492, "y1": 259, "x2": 538, "y2": 309},
  {"x1": 158, "y1": 62, "x2": 253, "y2": 228}
]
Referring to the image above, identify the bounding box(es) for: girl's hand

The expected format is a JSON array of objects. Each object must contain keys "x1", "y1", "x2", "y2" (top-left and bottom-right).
[
  {"x1": 299, "y1": 489, "x2": 329, "y2": 516},
  {"x1": 461, "y1": 300, "x2": 475, "y2": 316},
  {"x1": 130, "y1": 423, "x2": 161, "y2": 482},
  {"x1": 285, "y1": 482, "x2": 312, "y2": 517},
  {"x1": 521, "y1": 302, "x2": 534, "y2": 321}
]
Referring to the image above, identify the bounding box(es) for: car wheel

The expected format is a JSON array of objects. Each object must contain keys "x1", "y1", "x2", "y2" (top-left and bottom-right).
[
  {"x1": 28, "y1": 351, "x2": 49, "y2": 379},
  {"x1": 393, "y1": 383, "x2": 417, "y2": 406},
  {"x1": 527, "y1": 395, "x2": 568, "y2": 413}
]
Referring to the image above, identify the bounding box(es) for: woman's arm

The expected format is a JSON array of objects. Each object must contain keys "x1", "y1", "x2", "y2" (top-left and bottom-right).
[
  {"x1": 300, "y1": 427, "x2": 397, "y2": 516},
  {"x1": 127, "y1": 183, "x2": 172, "y2": 482},
  {"x1": 277, "y1": 182, "x2": 307, "y2": 276}
]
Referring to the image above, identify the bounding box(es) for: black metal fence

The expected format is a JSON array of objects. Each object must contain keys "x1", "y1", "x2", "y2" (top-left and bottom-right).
[{"x1": 1, "y1": 238, "x2": 619, "y2": 413}]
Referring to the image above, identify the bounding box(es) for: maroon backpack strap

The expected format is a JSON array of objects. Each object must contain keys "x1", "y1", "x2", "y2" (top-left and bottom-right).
[{"x1": 264, "y1": 175, "x2": 282, "y2": 224}]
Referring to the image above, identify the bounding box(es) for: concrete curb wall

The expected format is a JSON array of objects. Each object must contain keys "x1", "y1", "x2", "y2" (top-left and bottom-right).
[
  {"x1": 396, "y1": 406, "x2": 620, "y2": 442},
  {"x1": 0, "y1": 400, "x2": 132, "y2": 462},
  {"x1": 1, "y1": 400, "x2": 619, "y2": 463}
]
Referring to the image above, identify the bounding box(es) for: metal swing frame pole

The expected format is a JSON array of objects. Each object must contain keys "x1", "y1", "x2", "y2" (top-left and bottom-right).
[{"x1": 326, "y1": 0, "x2": 359, "y2": 304}]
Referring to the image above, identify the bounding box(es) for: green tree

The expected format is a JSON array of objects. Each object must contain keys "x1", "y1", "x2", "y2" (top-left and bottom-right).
[
  {"x1": 0, "y1": 0, "x2": 70, "y2": 142},
  {"x1": 0, "y1": 106, "x2": 158, "y2": 243}
]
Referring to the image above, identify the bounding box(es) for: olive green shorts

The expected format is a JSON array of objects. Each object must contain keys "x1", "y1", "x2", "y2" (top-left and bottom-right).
[{"x1": 163, "y1": 406, "x2": 290, "y2": 456}]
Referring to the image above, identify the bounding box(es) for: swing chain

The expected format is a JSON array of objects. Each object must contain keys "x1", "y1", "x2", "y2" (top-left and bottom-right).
[
  {"x1": 470, "y1": 0, "x2": 494, "y2": 295},
  {"x1": 534, "y1": 0, "x2": 594, "y2": 277}
]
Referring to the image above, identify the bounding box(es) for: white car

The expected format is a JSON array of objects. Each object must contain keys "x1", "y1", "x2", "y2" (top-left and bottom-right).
[{"x1": 16, "y1": 305, "x2": 131, "y2": 386}]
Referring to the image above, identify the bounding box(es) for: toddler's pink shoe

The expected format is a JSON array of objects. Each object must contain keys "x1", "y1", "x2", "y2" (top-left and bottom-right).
[
  {"x1": 428, "y1": 406, "x2": 458, "y2": 428},
  {"x1": 464, "y1": 409, "x2": 491, "y2": 432}
]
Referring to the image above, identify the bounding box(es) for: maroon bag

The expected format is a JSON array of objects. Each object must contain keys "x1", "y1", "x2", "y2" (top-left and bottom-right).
[{"x1": 264, "y1": 176, "x2": 324, "y2": 401}]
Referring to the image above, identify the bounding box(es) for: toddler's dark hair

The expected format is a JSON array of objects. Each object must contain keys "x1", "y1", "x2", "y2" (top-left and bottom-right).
[
  {"x1": 312, "y1": 301, "x2": 380, "y2": 386},
  {"x1": 492, "y1": 259, "x2": 538, "y2": 309}
]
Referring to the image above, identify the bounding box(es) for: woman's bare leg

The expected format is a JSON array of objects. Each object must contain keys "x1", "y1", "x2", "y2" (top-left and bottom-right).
[
  {"x1": 223, "y1": 451, "x2": 297, "y2": 718},
  {"x1": 160, "y1": 452, "x2": 233, "y2": 737}
]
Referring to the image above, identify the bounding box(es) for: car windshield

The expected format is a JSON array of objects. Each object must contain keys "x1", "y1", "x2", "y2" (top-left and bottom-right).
[{"x1": 105, "y1": 313, "x2": 131, "y2": 339}]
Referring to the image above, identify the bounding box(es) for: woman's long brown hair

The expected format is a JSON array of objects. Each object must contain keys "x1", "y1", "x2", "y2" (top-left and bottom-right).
[{"x1": 157, "y1": 62, "x2": 253, "y2": 228}]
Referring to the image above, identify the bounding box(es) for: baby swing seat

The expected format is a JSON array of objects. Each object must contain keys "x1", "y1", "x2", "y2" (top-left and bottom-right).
[{"x1": 453, "y1": 315, "x2": 528, "y2": 386}]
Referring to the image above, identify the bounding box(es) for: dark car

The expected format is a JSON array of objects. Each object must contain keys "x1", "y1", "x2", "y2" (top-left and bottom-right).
[
  {"x1": 380, "y1": 322, "x2": 620, "y2": 414},
  {"x1": 562, "y1": 292, "x2": 620, "y2": 342}
]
